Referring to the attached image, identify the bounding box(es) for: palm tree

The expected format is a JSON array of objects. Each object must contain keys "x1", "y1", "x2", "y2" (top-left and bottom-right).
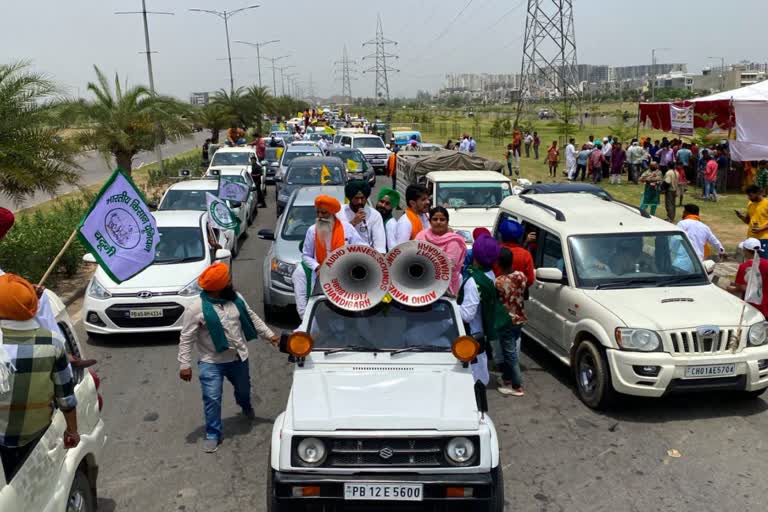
[
  {"x1": 62, "y1": 66, "x2": 191, "y2": 175},
  {"x1": 195, "y1": 103, "x2": 236, "y2": 143},
  {"x1": 244, "y1": 85, "x2": 273, "y2": 134},
  {"x1": 0, "y1": 61, "x2": 81, "y2": 206},
  {"x1": 211, "y1": 87, "x2": 251, "y2": 127}
]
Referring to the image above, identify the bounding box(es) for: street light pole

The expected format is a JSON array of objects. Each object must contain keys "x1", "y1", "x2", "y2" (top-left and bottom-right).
[
  {"x1": 265, "y1": 55, "x2": 289, "y2": 96},
  {"x1": 278, "y1": 65, "x2": 296, "y2": 96},
  {"x1": 234, "y1": 39, "x2": 279, "y2": 88},
  {"x1": 708, "y1": 56, "x2": 726, "y2": 91},
  {"x1": 189, "y1": 5, "x2": 259, "y2": 94}
]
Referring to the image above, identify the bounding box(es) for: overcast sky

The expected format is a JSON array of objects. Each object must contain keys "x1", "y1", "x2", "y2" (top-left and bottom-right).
[{"x1": 3, "y1": 0, "x2": 767, "y2": 100}]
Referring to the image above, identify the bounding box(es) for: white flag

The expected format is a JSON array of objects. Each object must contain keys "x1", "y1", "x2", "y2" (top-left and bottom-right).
[
  {"x1": 744, "y1": 251, "x2": 763, "y2": 305},
  {"x1": 205, "y1": 192, "x2": 240, "y2": 236},
  {"x1": 218, "y1": 175, "x2": 250, "y2": 202}
]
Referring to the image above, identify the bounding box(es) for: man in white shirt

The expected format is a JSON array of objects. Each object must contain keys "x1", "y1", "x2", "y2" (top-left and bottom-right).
[
  {"x1": 565, "y1": 138, "x2": 577, "y2": 180},
  {"x1": 395, "y1": 185, "x2": 431, "y2": 244},
  {"x1": 338, "y1": 181, "x2": 386, "y2": 253},
  {"x1": 601, "y1": 137, "x2": 612, "y2": 181},
  {"x1": 458, "y1": 136, "x2": 470, "y2": 153},
  {"x1": 677, "y1": 204, "x2": 725, "y2": 260},
  {"x1": 292, "y1": 240, "x2": 315, "y2": 318},
  {"x1": 626, "y1": 140, "x2": 645, "y2": 184},
  {"x1": 375, "y1": 187, "x2": 401, "y2": 251},
  {"x1": 302, "y1": 195, "x2": 366, "y2": 272}
]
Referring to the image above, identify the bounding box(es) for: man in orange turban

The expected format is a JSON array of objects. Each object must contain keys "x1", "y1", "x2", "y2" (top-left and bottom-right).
[
  {"x1": 301, "y1": 195, "x2": 365, "y2": 272},
  {"x1": 178, "y1": 262, "x2": 279, "y2": 453},
  {"x1": 0, "y1": 273, "x2": 81, "y2": 475}
]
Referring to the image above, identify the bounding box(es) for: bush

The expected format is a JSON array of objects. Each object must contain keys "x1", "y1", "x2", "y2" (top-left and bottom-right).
[{"x1": 0, "y1": 196, "x2": 90, "y2": 285}]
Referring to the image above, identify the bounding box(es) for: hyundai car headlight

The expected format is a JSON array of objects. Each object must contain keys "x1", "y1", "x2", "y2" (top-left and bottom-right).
[
  {"x1": 296, "y1": 437, "x2": 326, "y2": 465},
  {"x1": 445, "y1": 437, "x2": 475, "y2": 465},
  {"x1": 748, "y1": 322, "x2": 768, "y2": 347},
  {"x1": 615, "y1": 328, "x2": 661, "y2": 351},
  {"x1": 179, "y1": 278, "x2": 203, "y2": 297},
  {"x1": 87, "y1": 279, "x2": 112, "y2": 300},
  {"x1": 271, "y1": 258, "x2": 295, "y2": 277}
]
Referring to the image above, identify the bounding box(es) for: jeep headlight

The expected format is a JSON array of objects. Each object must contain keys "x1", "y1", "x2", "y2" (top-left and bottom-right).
[
  {"x1": 615, "y1": 328, "x2": 661, "y2": 351},
  {"x1": 87, "y1": 279, "x2": 112, "y2": 300},
  {"x1": 748, "y1": 322, "x2": 768, "y2": 347},
  {"x1": 297, "y1": 437, "x2": 326, "y2": 465},
  {"x1": 179, "y1": 278, "x2": 202, "y2": 297},
  {"x1": 445, "y1": 437, "x2": 475, "y2": 465}
]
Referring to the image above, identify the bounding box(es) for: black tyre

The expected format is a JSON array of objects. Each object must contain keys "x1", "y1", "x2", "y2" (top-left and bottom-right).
[
  {"x1": 231, "y1": 238, "x2": 240, "y2": 258},
  {"x1": 263, "y1": 302, "x2": 279, "y2": 323},
  {"x1": 67, "y1": 470, "x2": 95, "y2": 512},
  {"x1": 489, "y1": 465, "x2": 505, "y2": 512},
  {"x1": 573, "y1": 339, "x2": 618, "y2": 410}
]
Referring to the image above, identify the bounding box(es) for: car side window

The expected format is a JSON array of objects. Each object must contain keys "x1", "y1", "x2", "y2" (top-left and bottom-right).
[
  {"x1": 57, "y1": 321, "x2": 84, "y2": 384},
  {"x1": 341, "y1": 136, "x2": 352, "y2": 146},
  {"x1": 540, "y1": 231, "x2": 565, "y2": 274}
]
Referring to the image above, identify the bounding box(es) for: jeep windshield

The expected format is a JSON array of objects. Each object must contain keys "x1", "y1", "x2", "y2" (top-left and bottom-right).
[
  {"x1": 211, "y1": 152, "x2": 251, "y2": 166},
  {"x1": 436, "y1": 182, "x2": 512, "y2": 209},
  {"x1": 568, "y1": 233, "x2": 709, "y2": 289},
  {"x1": 352, "y1": 138, "x2": 385, "y2": 149},
  {"x1": 307, "y1": 299, "x2": 459, "y2": 351}
]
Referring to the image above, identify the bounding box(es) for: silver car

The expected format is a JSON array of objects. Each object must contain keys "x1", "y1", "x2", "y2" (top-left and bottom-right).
[
  {"x1": 257, "y1": 185, "x2": 346, "y2": 320},
  {"x1": 275, "y1": 144, "x2": 323, "y2": 183}
]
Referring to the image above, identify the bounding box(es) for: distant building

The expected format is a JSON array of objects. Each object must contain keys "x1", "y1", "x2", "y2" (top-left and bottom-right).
[
  {"x1": 190, "y1": 92, "x2": 210, "y2": 106},
  {"x1": 438, "y1": 73, "x2": 521, "y2": 103}
]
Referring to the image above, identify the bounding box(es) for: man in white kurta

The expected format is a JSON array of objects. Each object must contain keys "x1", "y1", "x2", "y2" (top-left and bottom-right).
[
  {"x1": 565, "y1": 138, "x2": 577, "y2": 180},
  {"x1": 302, "y1": 195, "x2": 366, "y2": 273},
  {"x1": 337, "y1": 181, "x2": 386, "y2": 253},
  {"x1": 395, "y1": 184, "x2": 431, "y2": 245}
]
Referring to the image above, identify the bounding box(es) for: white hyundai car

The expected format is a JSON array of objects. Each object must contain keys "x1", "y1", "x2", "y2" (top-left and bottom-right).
[
  {"x1": 0, "y1": 290, "x2": 106, "y2": 512},
  {"x1": 82, "y1": 210, "x2": 232, "y2": 337}
]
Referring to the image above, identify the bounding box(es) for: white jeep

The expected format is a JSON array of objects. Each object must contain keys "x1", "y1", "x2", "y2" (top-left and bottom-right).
[
  {"x1": 494, "y1": 192, "x2": 768, "y2": 409},
  {"x1": 267, "y1": 242, "x2": 503, "y2": 511}
]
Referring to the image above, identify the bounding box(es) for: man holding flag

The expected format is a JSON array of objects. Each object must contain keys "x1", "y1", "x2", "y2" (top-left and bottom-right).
[
  {"x1": 730, "y1": 238, "x2": 768, "y2": 318},
  {"x1": 302, "y1": 195, "x2": 365, "y2": 272}
]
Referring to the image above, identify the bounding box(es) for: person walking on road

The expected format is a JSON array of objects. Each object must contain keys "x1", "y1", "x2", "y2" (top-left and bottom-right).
[
  {"x1": 395, "y1": 185, "x2": 430, "y2": 244},
  {"x1": 565, "y1": 138, "x2": 577, "y2": 180},
  {"x1": 639, "y1": 162, "x2": 663, "y2": 216},
  {"x1": 375, "y1": 187, "x2": 400, "y2": 252},
  {"x1": 662, "y1": 164, "x2": 679, "y2": 222},
  {"x1": 677, "y1": 204, "x2": 725, "y2": 261},
  {"x1": 339, "y1": 181, "x2": 386, "y2": 253},
  {"x1": 493, "y1": 248, "x2": 527, "y2": 397},
  {"x1": 0, "y1": 274, "x2": 80, "y2": 480},
  {"x1": 493, "y1": 219, "x2": 534, "y2": 288},
  {"x1": 178, "y1": 263, "x2": 279, "y2": 453}
]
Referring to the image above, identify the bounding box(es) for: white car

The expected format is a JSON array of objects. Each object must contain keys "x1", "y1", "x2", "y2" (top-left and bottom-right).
[
  {"x1": 82, "y1": 210, "x2": 232, "y2": 336},
  {"x1": 289, "y1": 140, "x2": 321, "y2": 149},
  {"x1": 268, "y1": 268, "x2": 503, "y2": 510},
  {"x1": 494, "y1": 192, "x2": 768, "y2": 409},
  {"x1": 156, "y1": 179, "x2": 239, "y2": 256},
  {"x1": 0, "y1": 290, "x2": 106, "y2": 512},
  {"x1": 336, "y1": 133, "x2": 390, "y2": 174},
  {"x1": 204, "y1": 166, "x2": 259, "y2": 231}
]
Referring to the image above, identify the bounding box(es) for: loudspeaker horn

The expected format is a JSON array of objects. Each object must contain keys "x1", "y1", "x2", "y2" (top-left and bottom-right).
[
  {"x1": 318, "y1": 244, "x2": 391, "y2": 311},
  {"x1": 386, "y1": 241, "x2": 451, "y2": 307}
]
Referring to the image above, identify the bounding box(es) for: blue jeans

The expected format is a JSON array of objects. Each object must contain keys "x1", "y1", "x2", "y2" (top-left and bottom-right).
[
  {"x1": 704, "y1": 180, "x2": 717, "y2": 198},
  {"x1": 491, "y1": 324, "x2": 523, "y2": 387},
  {"x1": 198, "y1": 358, "x2": 252, "y2": 440}
]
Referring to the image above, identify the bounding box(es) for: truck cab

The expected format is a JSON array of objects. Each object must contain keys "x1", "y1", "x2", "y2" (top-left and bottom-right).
[{"x1": 267, "y1": 242, "x2": 503, "y2": 511}]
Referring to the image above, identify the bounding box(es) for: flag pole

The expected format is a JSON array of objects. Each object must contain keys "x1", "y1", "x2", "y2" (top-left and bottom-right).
[
  {"x1": 732, "y1": 300, "x2": 748, "y2": 353},
  {"x1": 38, "y1": 228, "x2": 79, "y2": 287}
]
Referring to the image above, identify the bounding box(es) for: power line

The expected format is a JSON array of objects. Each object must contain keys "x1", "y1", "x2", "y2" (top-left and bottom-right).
[
  {"x1": 362, "y1": 14, "x2": 399, "y2": 102},
  {"x1": 334, "y1": 45, "x2": 357, "y2": 103}
]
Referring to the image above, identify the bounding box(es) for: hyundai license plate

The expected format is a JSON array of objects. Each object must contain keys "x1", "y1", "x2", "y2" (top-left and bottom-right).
[
  {"x1": 684, "y1": 363, "x2": 736, "y2": 379},
  {"x1": 129, "y1": 309, "x2": 163, "y2": 319},
  {"x1": 344, "y1": 483, "x2": 423, "y2": 501}
]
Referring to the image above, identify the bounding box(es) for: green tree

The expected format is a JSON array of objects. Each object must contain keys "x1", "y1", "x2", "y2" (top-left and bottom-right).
[
  {"x1": 244, "y1": 85, "x2": 274, "y2": 134},
  {"x1": 211, "y1": 87, "x2": 251, "y2": 127},
  {"x1": 62, "y1": 66, "x2": 191, "y2": 175},
  {"x1": 606, "y1": 109, "x2": 637, "y2": 144},
  {"x1": 195, "y1": 103, "x2": 236, "y2": 143},
  {"x1": 0, "y1": 61, "x2": 81, "y2": 205}
]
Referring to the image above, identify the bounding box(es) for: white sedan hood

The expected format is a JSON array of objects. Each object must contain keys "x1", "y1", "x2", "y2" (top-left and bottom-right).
[
  {"x1": 290, "y1": 366, "x2": 480, "y2": 431},
  {"x1": 95, "y1": 260, "x2": 206, "y2": 292},
  {"x1": 582, "y1": 284, "x2": 765, "y2": 330}
]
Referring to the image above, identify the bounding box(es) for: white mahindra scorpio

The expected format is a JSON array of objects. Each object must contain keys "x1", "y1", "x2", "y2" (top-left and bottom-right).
[
  {"x1": 494, "y1": 192, "x2": 768, "y2": 409},
  {"x1": 267, "y1": 249, "x2": 504, "y2": 511}
]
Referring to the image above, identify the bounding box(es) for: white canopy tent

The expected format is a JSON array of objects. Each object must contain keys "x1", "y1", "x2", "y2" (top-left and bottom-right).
[{"x1": 696, "y1": 80, "x2": 768, "y2": 161}]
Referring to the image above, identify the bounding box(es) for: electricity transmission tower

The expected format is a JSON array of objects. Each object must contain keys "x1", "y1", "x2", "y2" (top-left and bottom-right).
[
  {"x1": 363, "y1": 14, "x2": 398, "y2": 103},
  {"x1": 516, "y1": 0, "x2": 581, "y2": 137},
  {"x1": 335, "y1": 46, "x2": 357, "y2": 104}
]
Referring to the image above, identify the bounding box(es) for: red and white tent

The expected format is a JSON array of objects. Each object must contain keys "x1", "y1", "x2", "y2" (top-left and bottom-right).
[{"x1": 639, "y1": 80, "x2": 768, "y2": 161}]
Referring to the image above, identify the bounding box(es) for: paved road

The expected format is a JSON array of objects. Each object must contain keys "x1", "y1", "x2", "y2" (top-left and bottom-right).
[
  {"x1": 67, "y1": 176, "x2": 768, "y2": 511},
  {"x1": 5, "y1": 132, "x2": 208, "y2": 211}
]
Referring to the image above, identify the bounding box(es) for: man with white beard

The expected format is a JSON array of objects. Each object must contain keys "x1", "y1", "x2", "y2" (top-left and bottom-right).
[{"x1": 302, "y1": 195, "x2": 366, "y2": 273}]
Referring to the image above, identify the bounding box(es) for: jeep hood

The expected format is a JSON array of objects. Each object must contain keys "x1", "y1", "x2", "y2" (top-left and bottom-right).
[
  {"x1": 290, "y1": 367, "x2": 479, "y2": 431},
  {"x1": 582, "y1": 284, "x2": 764, "y2": 330},
  {"x1": 445, "y1": 208, "x2": 498, "y2": 234}
]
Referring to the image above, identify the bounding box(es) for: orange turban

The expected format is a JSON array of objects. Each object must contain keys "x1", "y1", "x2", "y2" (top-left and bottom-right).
[
  {"x1": 314, "y1": 195, "x2": 341, "y2": 214},
  {"x1": 198, "y1": 262, "x2": 230, "y2": 292},
  {"x1": 0, "y1": 273, "x2": 39, "y2": 321}
]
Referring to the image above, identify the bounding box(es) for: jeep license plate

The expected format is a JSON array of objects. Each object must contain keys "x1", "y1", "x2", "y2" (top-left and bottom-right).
[
  {"x1": 129, "y1": 309, "x2": 163, "y2": 319},
  {"x1": 684, "y1": 364, "x2": 736, "y2": 379},
  {"x1": 344, "y1": 483, "x2": 423, "y2": 501}
]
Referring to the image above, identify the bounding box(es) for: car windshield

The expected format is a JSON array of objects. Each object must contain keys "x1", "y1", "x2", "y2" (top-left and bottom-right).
[
  {"x1": 211, "y1": 152, "x2": 251, "y2": 166},
  {"x1": 158, "y1": 189, "x2": 216, "y2": 211},
  {"x1": 353, "y1": 138, "x2": 385, "y2": 149},
  {"x1": 282, "y1": 150, "x2": 322, "y2": 166},
  {"x1": 395, "y1": 133, "x2": 421, "y2": 144},
  {"x1": 154, "y1": 227, "x2": 205, "y2": 264},
  {"x1": 333, "y1": 150, "x2": 365, "y2": 164},
  {"x1": 265, "y1": 148, "x2": 280, "y2": 162},
  {"x1": 308, "y1": 299, "x2": 459, "y2": 350},
  {"x1": 306, "y1": 133, "x2": 325, "y2": 141},
  {"x1": 435, "y1": 182, "x2": 512, "y2": 208},
  {"x1": 568, "y1": 233, "x2": 709, "y2": 289},
  {"x1": 286, "y1": 164, "x2": 344, "y2": 185},
  {"x1": 281, "y1": 205, "x2": 316, "y2": 241},
  {"x1": 222, "y1": 174, "x2": 245, "y2": 184}
]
